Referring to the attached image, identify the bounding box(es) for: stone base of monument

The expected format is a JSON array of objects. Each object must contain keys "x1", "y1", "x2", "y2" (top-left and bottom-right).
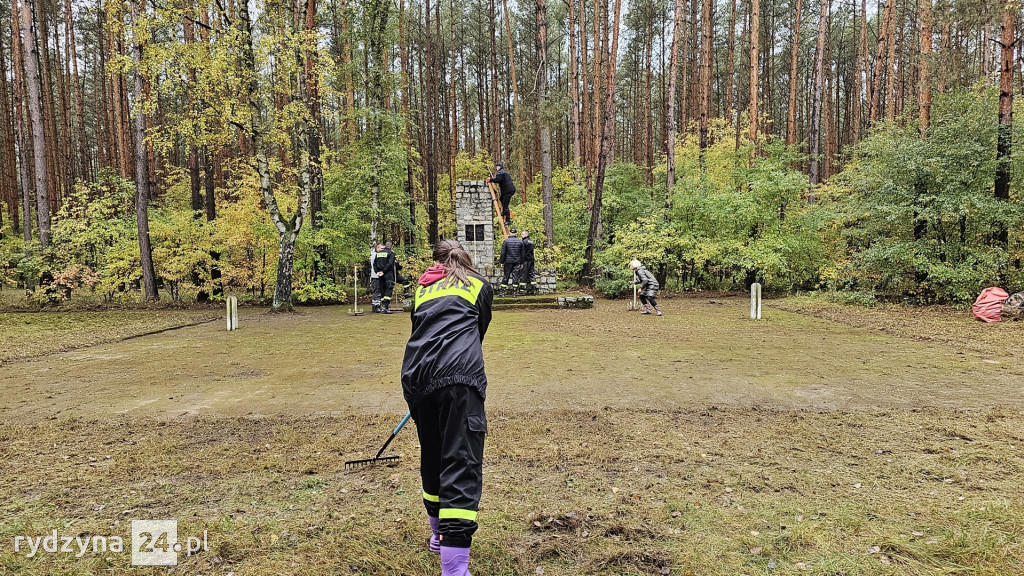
[
  {"x1": 484, "y1": 266, "x2": 557, "y2": 295},
  {"x1": 492, "y1": 292, "x2": 594, "y2": 310}
]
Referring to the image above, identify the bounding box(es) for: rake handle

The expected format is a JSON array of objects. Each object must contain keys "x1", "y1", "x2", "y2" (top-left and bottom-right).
[{"x1": 374, "y1": 412, "x2": 412, "y2": 459}]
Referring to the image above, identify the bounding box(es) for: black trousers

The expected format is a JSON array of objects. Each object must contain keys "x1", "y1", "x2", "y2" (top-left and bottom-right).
[
  {"x1": 639, "y1": 294, "x2": 659, "y2": 308},
  {"x1": 522, "y1": 261, "x2": 536, "y2": 290},
  {"x1": 502, "y1": 263, "x2": 522, "y2": 290},
  {"x1": 380, "y1": 277, "x2": 395, "y2": 305},
  {"x1": 500, "y1": 192, "x2": 514, "y2": 224},
  {"x1": 411, "y1": 385, "x2": 487, "y2": 548}
]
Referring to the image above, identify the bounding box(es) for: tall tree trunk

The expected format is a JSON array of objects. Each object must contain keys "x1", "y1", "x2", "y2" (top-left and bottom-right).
[
  {"x1": 870, "y1": 0, "x2": 894, "y2": 124},
  {"x1": 726, "y1": 0, "x2": 737, "y2": 113},
  {"x1": 786, "y1": 0, "x2": 803, "y2": 146},
  {"x1": 852, "y1": 0, "x2": 867, "y2": 143},
  {"x1": 666, "y1": 0, "x2": 683, "y2": 194},
  {"x1": 994, "y1": 5, "x2": 1014, "y2": 247},
  {"x1": 918, "y1": 0, "x2": 932, "y2": 135},
  {"x1": 581, "y1": 0, "x2": 622, "y2": 284},
  {"x1": 567, "y1": 0, "x2": 582, "y2": 168},
  {"x1": 501, "y1": 0, "x2": 526, "y2": 199},
  {"x1": 537, "y1": 0, "x2": 554, "y2": 247},
  {"x1": 809, "y1": 0, "x2": 830, "y2": 187},
  {"x1": 578, "y1": 0, "x2": 590, "y2": 178},
  {"x1": 884, "y1": 0, "x2": 898, "y2": 122},
  {"x1": 305, "y1": 0, "x2": 324, "y2": 234},
  {"x1": 131, "y1": 0, "x2": 158, "y2": 300},
  {"x1": 11, "y1": 0, "x2": 33, "y2": 243},
  {"x1": 19, "y1": 0, "x2": 51, "y2": 248},
  {"x1": 698, "y1": 0, "x2": 713, "y2": 153},
  {"x1": 748, "y1": 0, "x2": 760, "y2": 143},
  {"x1": 65, "y1": 0, "x2": 89, "y2": 180},
  {"x1": 0, "y1": 24, "x2": 20, "y2": 232}
]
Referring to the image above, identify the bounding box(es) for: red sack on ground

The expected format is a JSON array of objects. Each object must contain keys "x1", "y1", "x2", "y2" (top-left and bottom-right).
[{"x1": 972, "y1": 287, "x2": 1009, "y2": 323}]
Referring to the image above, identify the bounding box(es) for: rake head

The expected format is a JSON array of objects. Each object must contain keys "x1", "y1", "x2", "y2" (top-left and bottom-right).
[{"x1": 344, "y1": 455, "x2": 400, "y2": 469}]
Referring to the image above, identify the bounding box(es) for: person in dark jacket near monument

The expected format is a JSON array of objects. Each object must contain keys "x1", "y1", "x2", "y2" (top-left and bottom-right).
[
  {"x1": 401, "y1": 239, "x2": 493, "y2": 576},
  {"x1": 630, "y1": 259, "x2": 663, "y2": 316},
  {"x1": 520, "y1": 230, "x2": 536, "y2": 294},
  {"x1": 486, "y1": 162, "x2": 516, "y2": 226},
  {"x1": 498, "y1": 229, "x2": 524, "y2": 296}
]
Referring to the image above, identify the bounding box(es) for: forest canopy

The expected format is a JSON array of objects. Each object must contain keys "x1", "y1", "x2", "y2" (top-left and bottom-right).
[{"x1": 0, "y1": 0, "x2": 1019, "y2": 307}]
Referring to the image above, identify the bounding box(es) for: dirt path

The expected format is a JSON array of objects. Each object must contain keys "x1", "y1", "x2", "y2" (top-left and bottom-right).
[{"x1": 1, "y1": 298, "x2": 1021, "y2": 423}]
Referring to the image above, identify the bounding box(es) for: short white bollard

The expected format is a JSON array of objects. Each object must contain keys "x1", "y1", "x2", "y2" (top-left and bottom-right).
[
  {"x1": 226, "y1": 296, "x2": 239, "y2": 330},
  {"x1": 750, "y1": 283, "x2": 762, "y2": 320}
]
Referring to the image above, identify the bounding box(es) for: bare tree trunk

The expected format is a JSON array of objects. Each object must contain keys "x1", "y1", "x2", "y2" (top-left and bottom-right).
[
  {"x1": 698, "y1": 0, "x2": 713, "y2": 153},
  {"x1": 870, "y1": 0, "x2": 894, "y2": 124},
  {"x1": 748, "y1": 0, "x2": 760, "y2": 143},
  {"x1": 19, "y1": 0, "x2": 51, "y2": 248},
  {"x1": 65, "y1": 0, "x2": 89, "y2": 180},
  {"x1": 578, "y1": 0, "x2": 590, "y2": 179},
  {"x1": 666, "y1": 0, "x2": 683, "y2": 193},
  {"x1": 581, "y1": 0, "x2": 623, "y2": 284},
  {"x1": 130, "y1": 0, "x2": 158, "y2": 300},
  {"x1": 726, "y1": 0, "x2": 737, "y2": 113},
  {"x1": 568, "y1": 0, "x2": 582, "y2": 168},
  {"x1": 918, "y1": 0, "x2": 932, "y2": 135},
  {"x1": 995, "y1": 5, "x2": 1014, "y2": 247},
  {"x1": 852, "y1": 0, "x2": 867, "y2": 143},
  {"x1": 809, "y1": 0, "x2": 830, "y2": 187},
  {"x1": 501, "y1": 0, "x2": 525, "y2": 197},
  {"x1": 11, "y1": 2, "x2": 33, "y2": 243},
  {"x1": 537, "y1": 0, "x2": 554, "y2": 247},
  {"x1": 885, "y1": 0, "x2": 898, "y2": 122},
  {"x1": 786, "y1": 0, "x2": 803, "y2": 146}
]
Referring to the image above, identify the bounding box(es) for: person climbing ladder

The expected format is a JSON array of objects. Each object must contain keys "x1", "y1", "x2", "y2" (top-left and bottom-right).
[{"x1": 486, "y1": 162, "x2": 516, "y2": 226}]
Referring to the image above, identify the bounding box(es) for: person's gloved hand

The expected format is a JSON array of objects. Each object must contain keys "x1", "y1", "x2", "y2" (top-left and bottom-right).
[{"x1": 485, "y1": 177, "x2": 491, "y2": 183}]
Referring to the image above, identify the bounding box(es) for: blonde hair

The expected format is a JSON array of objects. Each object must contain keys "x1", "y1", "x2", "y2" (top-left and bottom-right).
[{"x1": 629, "y1": 259, "x2": 642, "y2": 270}]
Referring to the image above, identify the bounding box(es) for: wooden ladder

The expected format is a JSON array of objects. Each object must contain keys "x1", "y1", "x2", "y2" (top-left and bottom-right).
[{"x1": 487, "y1": 182, "x2": 511, "y2": 239}]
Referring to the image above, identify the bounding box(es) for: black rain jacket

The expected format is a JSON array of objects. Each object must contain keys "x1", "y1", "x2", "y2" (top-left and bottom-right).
[
  {"x1": 491, "y1": 168, "x2": 516, "y2": 196},
  {"x1": 401, "y1": 273, "x2": 493, "y2": 408},
  {"x1": 500, "y1": 236, "x2": 525, "y2": 265},
  {"x1": 373, "y1": 249, "x2": 396, "y2": 280},
  {"x1": 522, "y1": 237, "x2": 535, "y2": 265}
]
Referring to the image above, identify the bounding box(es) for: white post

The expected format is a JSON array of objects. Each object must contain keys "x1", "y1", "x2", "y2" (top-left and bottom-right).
[
  {"x1": 226, "y1": 296, "x2": 238, "y2": 330},
  {"x1": 353, "y1": 265, "x2": 360, "y2": 314},
  {"x1": 750, "y1": 283, "x2": 762, "y2": 320}
]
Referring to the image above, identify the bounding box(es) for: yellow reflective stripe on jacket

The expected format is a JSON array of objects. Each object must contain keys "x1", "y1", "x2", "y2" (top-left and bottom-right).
[
  {"x1": 439, "y1": 508, "x2": 478, "y2": 521},
  {"x1": 422, "y1": 491, "x2": 440, "y2": 502},
  {"x1": 415, "y1": 277, "x2": 483, "y2": 310}
]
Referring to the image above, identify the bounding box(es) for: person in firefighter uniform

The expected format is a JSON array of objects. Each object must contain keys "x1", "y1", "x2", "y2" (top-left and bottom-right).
[{"x1": 401, "y1": 239, "x2": 493, "y2": 576}]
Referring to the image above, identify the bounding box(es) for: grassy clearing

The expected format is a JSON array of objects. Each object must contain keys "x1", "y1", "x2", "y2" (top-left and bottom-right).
[
  {"x1": 0, "y1": 309, "x2": 221, "y2": 365},
  {"x1": 1, "y1": 296, "x2": 1022, "y2": 574},
  {"x1": 1, "y1": 409, "x2": 1022, "y2": 575}
]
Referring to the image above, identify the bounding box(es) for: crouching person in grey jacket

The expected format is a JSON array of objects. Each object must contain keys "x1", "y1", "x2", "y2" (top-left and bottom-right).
[{"x1": 630, "y1": 259, "x2": 662, "y2": 316}]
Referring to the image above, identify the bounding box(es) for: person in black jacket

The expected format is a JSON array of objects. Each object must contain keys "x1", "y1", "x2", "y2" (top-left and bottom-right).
[
  {"x1": 373, "y1": 244, "x2": 396, "y2": 313},
  {"x1": 486, "y1": 162, "x2": 516, "y2": 226},
  {"x1": 401, "y1": 239, "x2": 493, "y2": 576},
  {"x1": 520, "y1": 230, "x2": 536, "y2": 294},
  {"x1": 498, "y1": 229, "x2": 524, "y2": 297}
]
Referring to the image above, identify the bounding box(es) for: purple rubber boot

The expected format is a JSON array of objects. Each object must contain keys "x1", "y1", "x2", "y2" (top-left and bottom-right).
[
  {"x1": 440, "y1": 547, "x2": 472, "y2": 576},
  {"x1": 428, "y1": 516, "x2": 441, "y2": 554}
]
